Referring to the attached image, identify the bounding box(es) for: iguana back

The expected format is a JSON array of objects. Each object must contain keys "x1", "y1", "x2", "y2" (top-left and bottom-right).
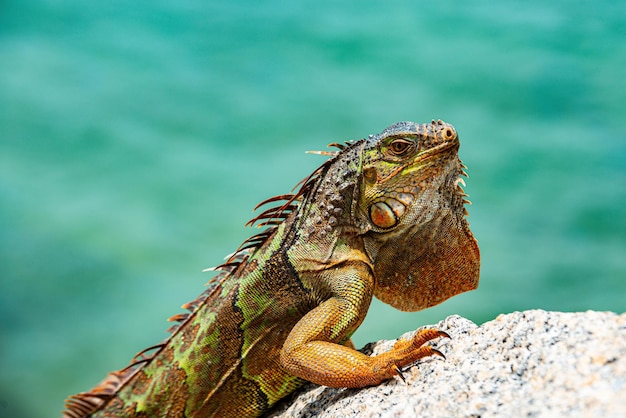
[{"x1": 63, "y1": 120, "x2": 480, "y2": 417}]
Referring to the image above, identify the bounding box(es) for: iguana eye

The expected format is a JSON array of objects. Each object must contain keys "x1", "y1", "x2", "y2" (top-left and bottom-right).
[{"x1": 388, "y1": 139, "x2": 413, "y2": 156}]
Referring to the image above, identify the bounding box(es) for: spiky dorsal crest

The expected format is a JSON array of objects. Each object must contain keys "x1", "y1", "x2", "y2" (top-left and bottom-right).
[{"x1": 62, "y1": 140, "x2": 357, "y2": 418}]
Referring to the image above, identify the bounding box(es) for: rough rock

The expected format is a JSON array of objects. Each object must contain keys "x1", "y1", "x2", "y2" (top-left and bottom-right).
[{"x1": 268, "y1": 310, "x2": 626, "y2": 418}]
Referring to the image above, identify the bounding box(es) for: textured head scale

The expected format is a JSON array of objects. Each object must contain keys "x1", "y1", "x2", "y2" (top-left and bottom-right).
[{"x1": 359, "y1": 120, "x2": 480, "y2": 311}]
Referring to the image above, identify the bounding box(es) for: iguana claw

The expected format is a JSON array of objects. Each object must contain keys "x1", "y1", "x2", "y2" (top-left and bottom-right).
[
  {"x1": 395, "y1": 366, "x2": 406, "y2": 383},
  {"x1": 430, "y1": 348, "x2": 446, "y2": 360},
  {"x1": 437, "y1": 330, "x2": 451, "y2": 339}
]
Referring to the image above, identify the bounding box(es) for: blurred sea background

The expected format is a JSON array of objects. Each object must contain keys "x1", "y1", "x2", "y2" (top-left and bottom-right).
[{"x1": 1, "y1": 1, "x2": 625, "y2": 416}]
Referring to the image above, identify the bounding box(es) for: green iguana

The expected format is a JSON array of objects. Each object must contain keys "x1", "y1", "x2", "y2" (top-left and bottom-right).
[{"x1": 63, "y1": 120, "x2": 480, "y2": 417}]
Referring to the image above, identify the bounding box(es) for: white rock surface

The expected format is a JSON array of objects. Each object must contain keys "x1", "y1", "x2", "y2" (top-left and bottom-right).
[{"x1": 268, "y1": 310, "x2": 626, "y2": 418}]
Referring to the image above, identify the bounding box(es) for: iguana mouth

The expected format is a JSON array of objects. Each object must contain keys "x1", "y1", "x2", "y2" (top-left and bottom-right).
[
  {"x1": 416, "y1": 140, "x2": 459, "y2": 163},
  {"x1": 374, "y1": 140, "x2": 459, "y2": 185}
]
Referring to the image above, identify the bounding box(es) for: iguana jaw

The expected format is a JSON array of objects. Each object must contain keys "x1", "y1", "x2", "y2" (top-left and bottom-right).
[
  {"x1": 415, "y1": 140, "x2": 459, "y2": 163},
  {"x1": 396, "y1": 142, "x2": 459, "y2": 184}
]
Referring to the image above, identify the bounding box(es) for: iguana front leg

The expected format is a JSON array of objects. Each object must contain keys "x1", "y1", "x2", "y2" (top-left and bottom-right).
[{"x1": 280, "y1": 261, "x2": 446, "y2": 388}]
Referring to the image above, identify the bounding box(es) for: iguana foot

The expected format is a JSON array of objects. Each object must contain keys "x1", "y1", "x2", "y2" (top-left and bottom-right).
[{"x1": 389, "y1": 328, "x2": 449, "y2": 372}]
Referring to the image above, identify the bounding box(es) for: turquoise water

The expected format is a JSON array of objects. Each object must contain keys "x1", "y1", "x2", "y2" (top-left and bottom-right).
[{"x1": 1, "y1": 1, "x2": 625, "y2": 416}]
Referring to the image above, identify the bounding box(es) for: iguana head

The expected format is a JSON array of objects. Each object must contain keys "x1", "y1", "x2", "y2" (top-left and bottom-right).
[{"x1": 358, "y1": 120, "x2": 480, "y2": 311}]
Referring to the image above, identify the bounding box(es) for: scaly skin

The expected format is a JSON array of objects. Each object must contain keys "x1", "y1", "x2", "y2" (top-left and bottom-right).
[{"x1": 63, "y1": 120, "x2": 480, "y2": 417}]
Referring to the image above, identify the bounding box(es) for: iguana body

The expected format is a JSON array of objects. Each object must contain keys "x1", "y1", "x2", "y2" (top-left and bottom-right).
[{"x1": 64, "y1": 120, "x2": 480, "y2": 417}]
